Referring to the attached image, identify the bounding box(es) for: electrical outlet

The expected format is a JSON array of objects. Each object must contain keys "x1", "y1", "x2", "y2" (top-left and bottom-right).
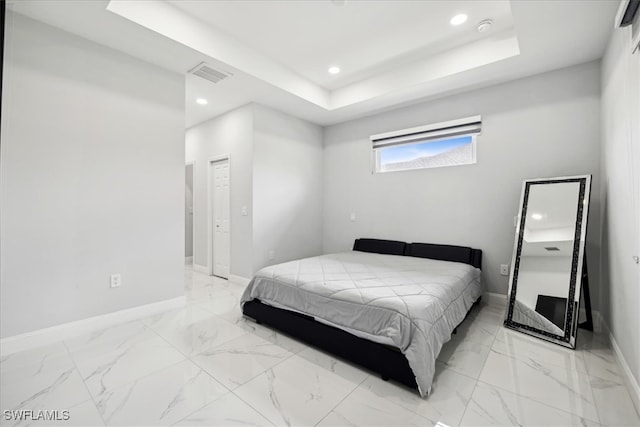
[
  {"x1": 241, "y1": 206, "x2": 248, "y2": 216},
  {"x1": 500, "y1": 264, "x2": 509, "y2": 276},
  {"x1": 350, "y1": 212, "x2": 356, "y2": 222},
  {"x1": 110, "y1": 274, "x2": 122, "y2": 288}
]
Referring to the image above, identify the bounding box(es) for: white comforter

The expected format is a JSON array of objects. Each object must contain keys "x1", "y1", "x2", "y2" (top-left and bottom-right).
[{"x1": 240, "y1": 251, "x2": 482, "y2": 396}]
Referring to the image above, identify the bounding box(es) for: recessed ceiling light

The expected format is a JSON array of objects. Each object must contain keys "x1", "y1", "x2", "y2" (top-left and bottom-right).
[
  {"x1": 328, "y1": 66, "x2": 341, "y2": 75},
  {"x1": 477, "y1": 19, "x2": 493, "y2": 33},
  {"x1": 450, "y1": 14, "x2": 468, "y2": 26},
  {"x1": 531, "y1": 213, "x2": 543, "y2": 220},
  {"x1": 196, "y1": 98, "x2": 208, "y2": 105}
]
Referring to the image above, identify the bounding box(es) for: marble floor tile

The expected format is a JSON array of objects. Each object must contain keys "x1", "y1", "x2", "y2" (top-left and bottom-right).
[
  {"x1": 142, "y1": 305, "x2": 247, "y2": 356},
  {"x1": 195, "y1": 292, "x2": 243, "y2": 323},
  {"x1": 437, "y1": 336, "x2": 492, "y2": 379},
  {"x1": 478, "y1": 348, "x2": 600, "y2": 422},
  {"x1": 95, "y1": 360, "x2": 227, "y2": 426},
  {"x1": 228, "y1": 317, "x2": 308, "y2": 354},
  {"x1": 191, "y1": 334, "x2": 294, "y2": 390},
  {"x1": 67, "y1": 329, "x2": 185, "y2": 399},
  {"x1": 460, "y1": 381, "x2": 600, "y2": 426},
  {"x1": 0, "y1": 343, "x2": 69, "y2": 375},
  {"x1": 332, "y1": 364, "x2": 476, "y2": 427},
  {"x1": 63, "y1": 321, "x2": 148, "y2": 354},
  {"x1": 318, "y1": 403, "x2": 430, "y2": 427},
  {"x1": 582, "y1": 347, "x2": 623, "y2": 382},
  {"x1": 318, "y1": 382, "x2": 432, "y2": 427},
  {"x1": 185, "y1": 277, "x2": 245, "y2": 302},
  {"x1": 63, "y1": 400, "x2": 105, "y2": 427},
  {"x1": 0, "y1": 349, "x2": 91, "y2": 417},
  {"x1": 234, "y1": 354, "x2": 362, "y2": 427},
  {"x1": 174, "y1": 393, "x2": 273, "y2": 426},
  {"x1": 453, "y1": 317, "x2": 501, "y2": 347},
  {"x1": 589, "y1": 376, "x2": 640, "y2": 426},
  {"x1": 492, "y1": 328, "x2": 588, "y2": 373},
  {"x1": 185, "y1": 286, "x2": 233, "y2": 304},
  {"x1": 294, "y1": 347, "x2": 369, "y2": 385},
  {"x1": 466, "y1": 301, "x2": 507, "y2": 325}
]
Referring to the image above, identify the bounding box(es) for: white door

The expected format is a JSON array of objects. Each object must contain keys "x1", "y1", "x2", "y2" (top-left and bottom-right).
[{"x1": 212, "y1": 160, "x2": 230, "y2": 278}]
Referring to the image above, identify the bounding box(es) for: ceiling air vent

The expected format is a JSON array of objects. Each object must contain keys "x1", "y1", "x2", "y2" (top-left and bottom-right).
[{"x1": 188, "y1": 62, "x2": 233, "y2": 84}]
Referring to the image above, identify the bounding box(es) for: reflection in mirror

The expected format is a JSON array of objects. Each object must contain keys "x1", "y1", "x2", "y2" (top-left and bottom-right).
[{"x1": 505, "y1": 176, "x2": 591, "y2": 349}]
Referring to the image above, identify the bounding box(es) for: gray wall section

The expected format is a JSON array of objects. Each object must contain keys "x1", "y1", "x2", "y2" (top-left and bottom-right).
[
  {"x1": 600, "y1": 24, "x2": 640, "y2": 388},
  {"x1": 0, "y1": 13, "x2": 185, "y2": 338},
  {"x1": 185, "y1": 105, "x2": 254, "y2": 279},
  {"x1": 185, "y1": 164, "x2": 194, "y2": 258},
  {"x1": 252, "y1": 104, "x2": 324, "y2": 271},
  {"x1": 322, "y1": 61, "x2": 602, "y2": 301}
]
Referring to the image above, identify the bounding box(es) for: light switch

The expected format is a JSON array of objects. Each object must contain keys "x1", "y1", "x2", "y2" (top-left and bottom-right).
[{"x1": 350, "y1": 212, "x2": 356, "y2": 222}]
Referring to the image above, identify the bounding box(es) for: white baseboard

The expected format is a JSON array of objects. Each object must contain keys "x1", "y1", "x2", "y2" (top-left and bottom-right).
[
  {"x1": 484, "y1": 292, "x2": 507, "y2": 306},
  {"x1": 599, "y1": 317, "x2": 640, "y2": 416},
  {"x1": 0, "y1": 296, "x2": 186, "y2": 356},
  {"x1": 229, "y1": 274, "x2": 251, "y2": 287},
  {"x1": 184, "y1": 256, "x2": 193, "y2": 265},
  {"x1": 610, "y1": 334, "x2": 640, "y2": 416},
  {"x1": 193, "y1": 263, "x2": 208, "y2": 274}
]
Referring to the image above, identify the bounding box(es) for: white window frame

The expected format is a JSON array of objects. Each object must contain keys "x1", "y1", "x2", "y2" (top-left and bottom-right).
[{"x1": 370, "y1": 115, "x2": 482, "y2": 174}]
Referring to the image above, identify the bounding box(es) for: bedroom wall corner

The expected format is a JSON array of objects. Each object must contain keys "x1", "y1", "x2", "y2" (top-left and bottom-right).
[{"x1": 251, "y1": 103, "x2": 324, "y2": 273}]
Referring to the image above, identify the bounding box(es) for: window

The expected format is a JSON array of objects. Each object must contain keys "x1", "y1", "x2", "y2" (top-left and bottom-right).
[{"x1": 371, "y1": 116, "x2": 481, "y2": 173}]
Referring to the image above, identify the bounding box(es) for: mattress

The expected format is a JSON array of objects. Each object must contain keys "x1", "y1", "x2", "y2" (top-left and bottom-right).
[{"x1": 240, "y1": 251, "x2": 482, "y2": 396}]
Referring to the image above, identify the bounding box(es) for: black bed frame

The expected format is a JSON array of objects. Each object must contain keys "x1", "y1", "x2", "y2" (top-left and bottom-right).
[{"x1": 242, "y1": 238, "x2": 483, "y2": 392}]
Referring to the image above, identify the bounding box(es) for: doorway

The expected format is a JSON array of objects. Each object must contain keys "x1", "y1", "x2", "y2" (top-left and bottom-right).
[
  {"x1": 208, "y1": 157, "x2": 230, "y2": 279},
  {"x1": 185, "y1": 162, "x2": 194, "y2": 265}
]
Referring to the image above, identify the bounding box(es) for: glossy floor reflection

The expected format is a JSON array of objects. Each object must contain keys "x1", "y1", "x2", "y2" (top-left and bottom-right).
[{"x1": 1, "y1": 265, "x2": 638, "y2": 426}]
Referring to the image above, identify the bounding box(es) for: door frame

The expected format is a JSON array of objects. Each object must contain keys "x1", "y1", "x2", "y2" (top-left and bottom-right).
[
  {"x1": 207, "y1": 154, "x2": 231, "y2": 277},
  {"x1": 185, "y1": 161, "x2": 195, "y2": 264}
]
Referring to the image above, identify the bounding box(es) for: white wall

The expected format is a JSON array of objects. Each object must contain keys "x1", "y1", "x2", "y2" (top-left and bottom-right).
[
  {"x1": 185, "y1": 105, "x2": 254, "y2": 278},
  {"x1": 600, "y1": 22, "x2": 640, "y2": 388},
  {"x1": 185, "y1": 164, "x2": 194, "y2": 258},
  {"x1": 252, "y1": 104, "x2": 323, "y2": 271},
  {"x1": 323, "y1": 61, "x2": 602, "y2": 299},
  {"x1": 0, "y1": 13, "x2": 185, "y2": 338}
]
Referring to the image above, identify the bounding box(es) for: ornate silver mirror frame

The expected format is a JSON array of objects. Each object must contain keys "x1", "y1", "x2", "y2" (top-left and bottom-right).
[{"x1": 504, "y1": 175, "x2": 591, "y2": 348}]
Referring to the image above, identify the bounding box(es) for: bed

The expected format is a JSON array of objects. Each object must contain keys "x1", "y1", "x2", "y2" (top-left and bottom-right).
[{"x1": 240, "y1": 238, "x2": 483, "y2": 397}]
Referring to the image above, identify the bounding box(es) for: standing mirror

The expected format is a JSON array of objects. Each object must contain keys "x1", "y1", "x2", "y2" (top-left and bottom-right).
[{"x1": 504, "y1": 175, "x2": 591, "y2": 348}]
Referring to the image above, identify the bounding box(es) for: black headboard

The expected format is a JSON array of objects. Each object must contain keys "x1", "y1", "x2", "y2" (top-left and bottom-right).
[
  {"x1": 353, "y1": 238, "x2": 482, "y2": 269},
  {"x1": 353, "y1": 238, "x2": 406, "y2": 256},
  {"x1": 404, "y1": 243, "x2": 482, "y2": 269}
]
